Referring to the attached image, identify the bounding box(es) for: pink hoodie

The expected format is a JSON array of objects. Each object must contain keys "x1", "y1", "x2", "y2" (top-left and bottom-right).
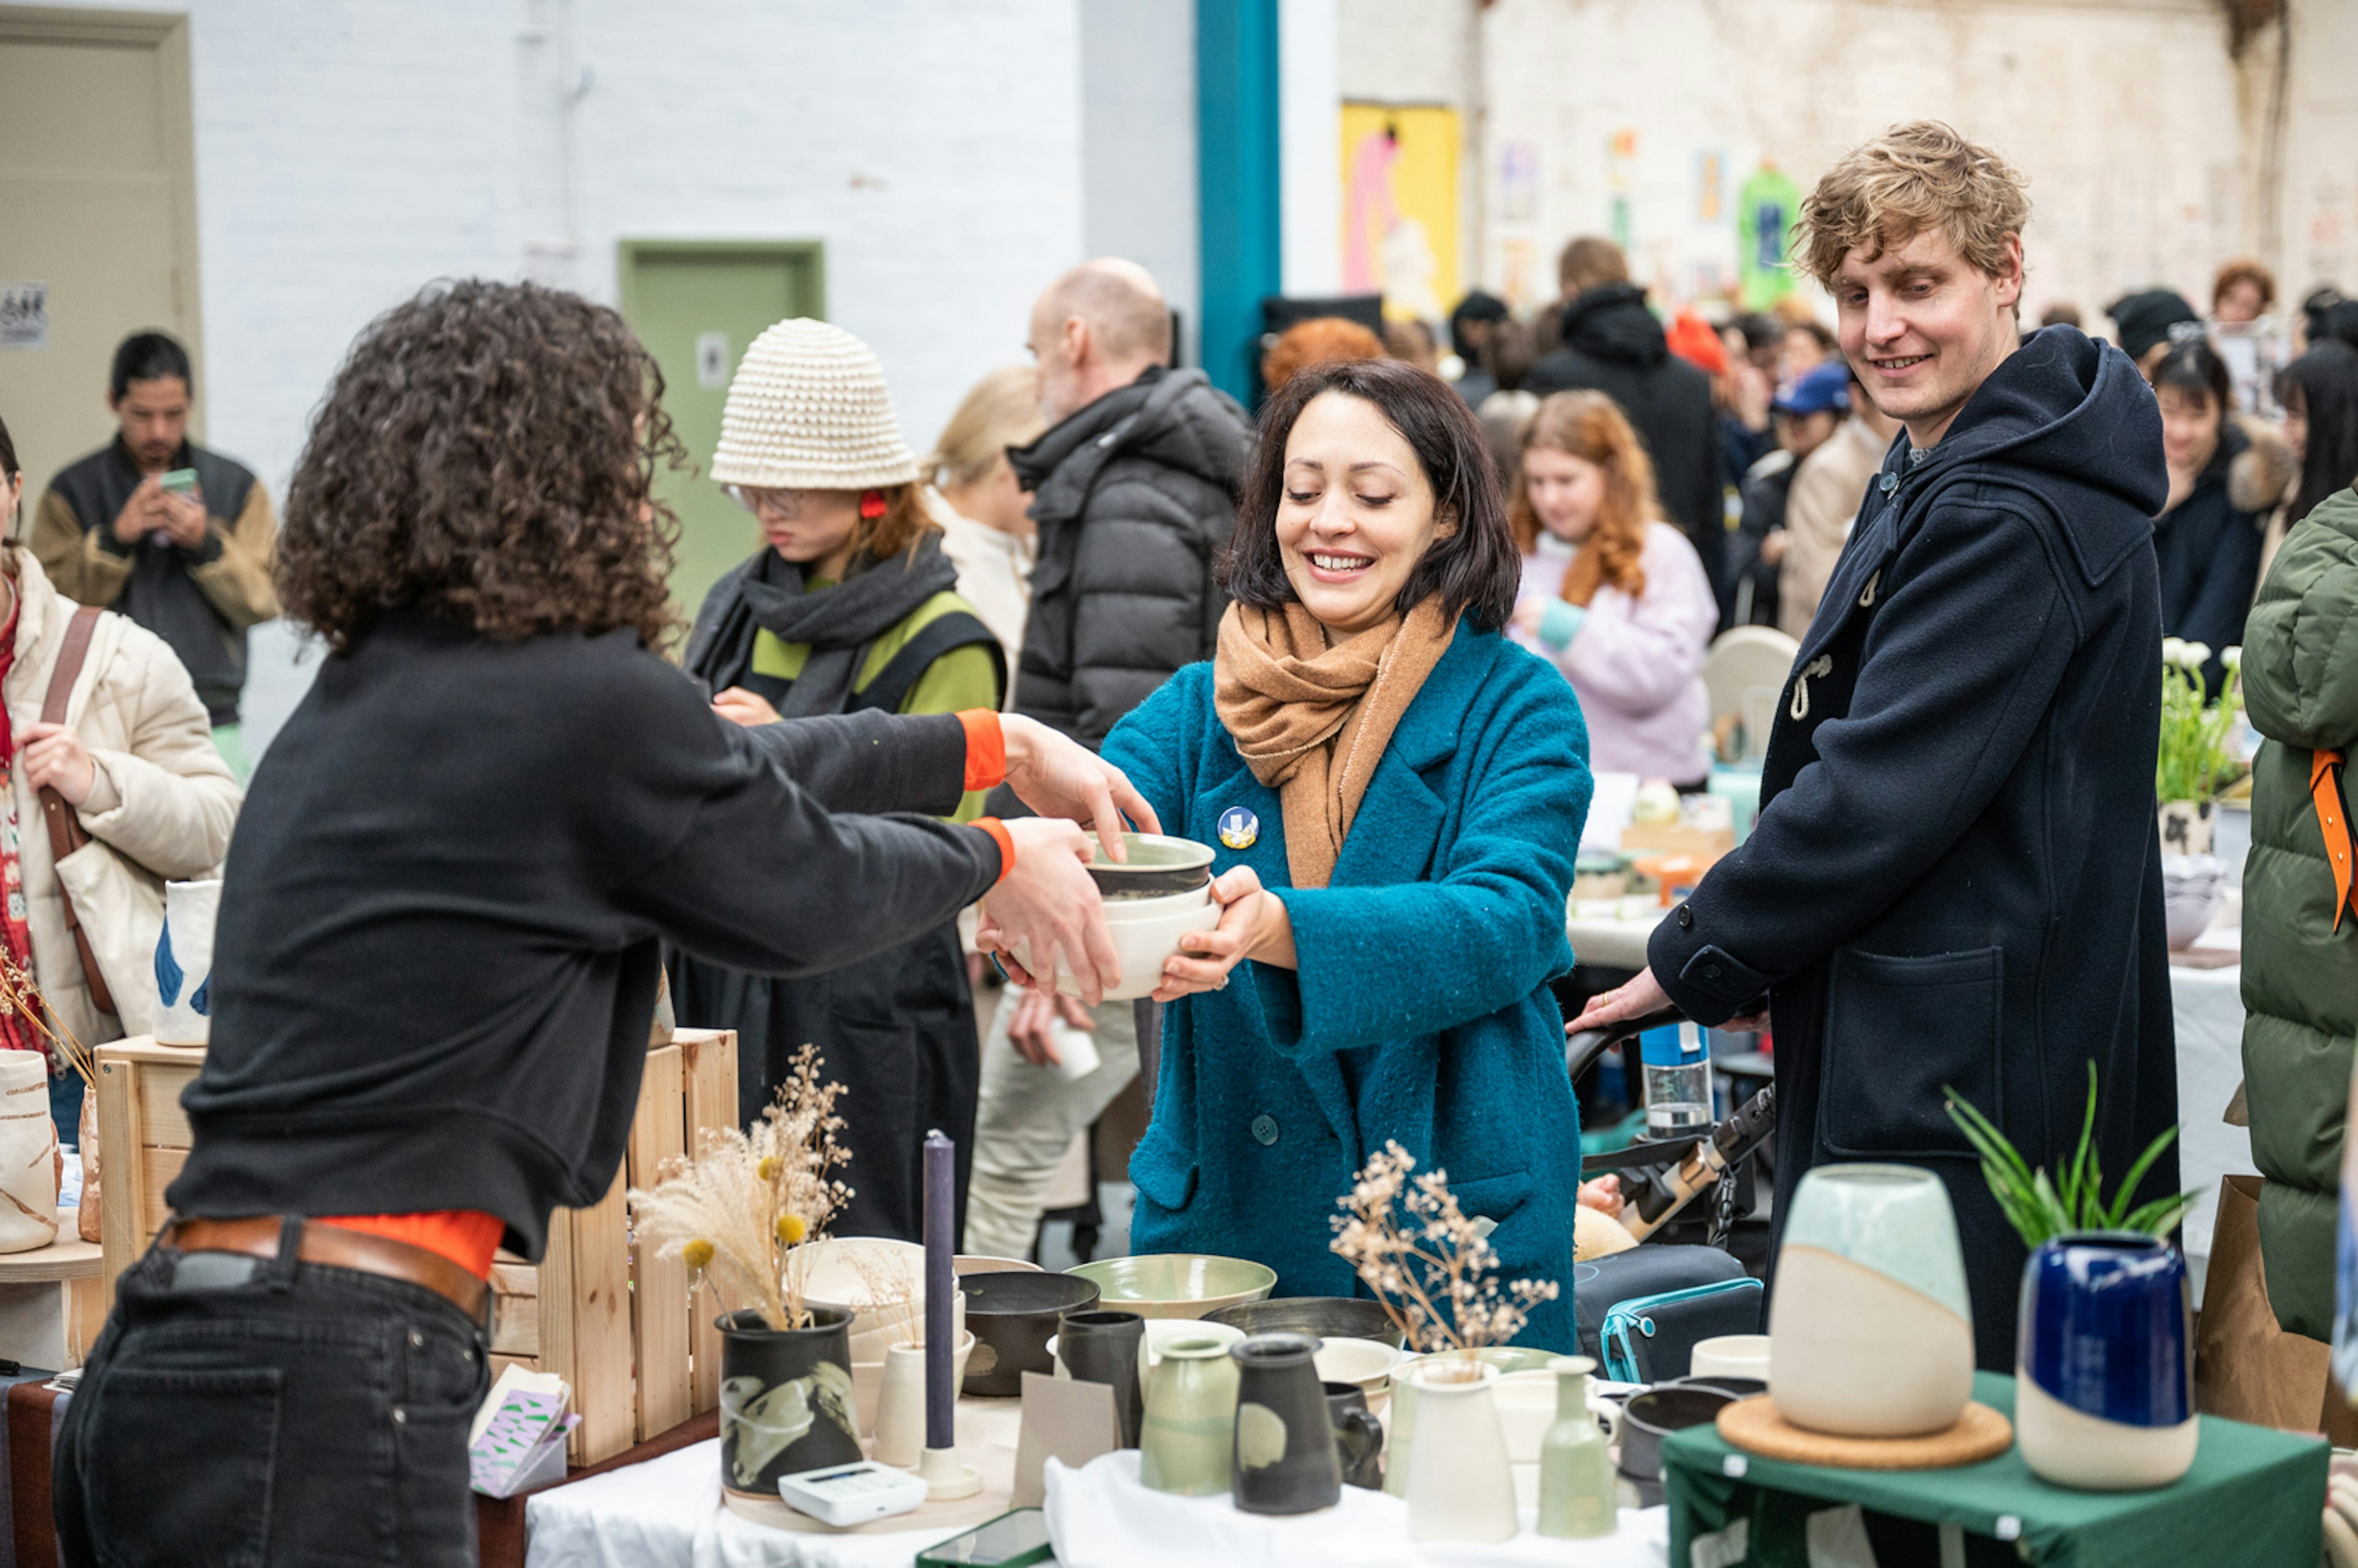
[{"x1": 1511, "y1": 521, "x2": 1716, "y2": 782}]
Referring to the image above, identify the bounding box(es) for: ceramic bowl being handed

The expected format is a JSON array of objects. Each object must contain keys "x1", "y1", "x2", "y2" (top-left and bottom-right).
[{"x1": 1014, "y1": 884, "x2": 1223, "y2": 1004}]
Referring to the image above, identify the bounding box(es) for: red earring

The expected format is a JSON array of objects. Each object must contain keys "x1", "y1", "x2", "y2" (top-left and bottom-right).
[{"x1": 858, "y1": 489, "x2": 887, "y2": 521}]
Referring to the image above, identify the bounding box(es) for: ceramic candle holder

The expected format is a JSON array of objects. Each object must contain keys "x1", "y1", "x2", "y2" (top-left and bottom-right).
[
  {"x1": 2016, "y1": 1232, "x2": 2198, "y2": 1489},
  {"x1": 1769, "y1": 1163, "x2": 1975, "y2": 1437}
]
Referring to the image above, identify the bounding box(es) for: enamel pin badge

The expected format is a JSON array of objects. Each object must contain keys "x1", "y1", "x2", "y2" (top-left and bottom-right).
[{"x1": 1218, "y1": 806, "x2": 1258, "y2": 850}]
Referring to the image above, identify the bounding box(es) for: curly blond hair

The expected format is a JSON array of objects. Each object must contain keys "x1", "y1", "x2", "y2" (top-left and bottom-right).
[{"x1": 1792, "y1": 121, "x2": 2029, "y2": 289}]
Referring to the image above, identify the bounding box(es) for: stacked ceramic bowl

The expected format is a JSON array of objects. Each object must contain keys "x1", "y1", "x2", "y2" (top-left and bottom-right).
[
  {"x1": 2160, "y1": 853, "x2": 2231, "y2": 949},
  {"x1": 1014, "y1": 834, "x2": 1223, "y2": 1003},
  {"x1": 796, "y1": 1236, "x2": 971, "y2": 1435}
]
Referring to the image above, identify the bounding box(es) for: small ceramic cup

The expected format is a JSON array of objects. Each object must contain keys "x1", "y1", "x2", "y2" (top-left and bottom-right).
[{"x1": 1689, "y1": 1333, "x2": 1772, "y2": 1383}]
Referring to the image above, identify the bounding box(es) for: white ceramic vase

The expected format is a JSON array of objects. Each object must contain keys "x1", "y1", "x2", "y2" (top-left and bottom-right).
[
  {"x1": 1403, "y1": 1359, "x2": 1519, "y2": 1543},
  {"x1": 873, "y1": 1342, "x2": 927, "y2": 1467},
  {"x1": 154, "y1": 878, "x2": 222, "y2": 1046},
  {"x1": 1770, "y1": 1164, "x2": 1975, "y2": 1437},
  {"x1": 0, "y1": 1053, "x2": 56, "y2": 1253}
]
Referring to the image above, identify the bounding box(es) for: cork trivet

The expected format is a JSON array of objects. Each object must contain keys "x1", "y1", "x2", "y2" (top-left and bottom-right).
[{"x1": 1716, "y1": 1395, "x2": 2014, "y2": 1470}]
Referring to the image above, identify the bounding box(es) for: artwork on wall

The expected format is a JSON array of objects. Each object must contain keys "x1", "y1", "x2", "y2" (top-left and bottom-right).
[
  {"x1": 1342, "y1": 103, "x2": 1461, "y2": 322},
  {"x1": 1738, "y1": 162, "x2": 1802, "y2": 309},
  {"x1": 1501, "y1": 141, "x2": 1538, "y2": 226},
  {"x1": 1697, "y1": 150, "x2": 1726, "y2": 225}
]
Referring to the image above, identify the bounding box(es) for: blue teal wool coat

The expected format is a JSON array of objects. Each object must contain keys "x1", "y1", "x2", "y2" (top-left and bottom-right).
[{"x1": 1100, "y1": 621, "x2": 1594, "y2": 1350}]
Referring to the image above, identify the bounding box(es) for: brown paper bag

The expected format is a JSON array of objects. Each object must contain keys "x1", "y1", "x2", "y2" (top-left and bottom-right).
[
  {"x1": 2195, "y1": 1173, "x2": 2330, "y2": 1429},
  {"x1": 77, "y1": 1084, "x2": 100, "y2": 1243}
]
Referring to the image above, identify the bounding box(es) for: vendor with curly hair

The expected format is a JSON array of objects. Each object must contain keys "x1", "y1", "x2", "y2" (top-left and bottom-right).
[{"x1": 53, "y1": 281, "x2": 1154, "y2": 1568}]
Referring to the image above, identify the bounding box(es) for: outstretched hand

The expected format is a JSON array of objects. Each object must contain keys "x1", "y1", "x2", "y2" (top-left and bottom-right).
[
  {"x1": 973, "y1": 817, "x2": 1121, "y2": 1006},
  {"x1": 998, "y1": 713, "x2": 1159, "y2": 861}
]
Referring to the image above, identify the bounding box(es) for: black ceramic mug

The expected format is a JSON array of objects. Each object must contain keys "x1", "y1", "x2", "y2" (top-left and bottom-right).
[
  {"x1": 1229, "y1": 1333, "x2": 1342, "y2": 1515},
  {"x1": 1057, "y1": 1310, "x2": 1146, "y2": 1446},
  {"x1": 1321, "y1": 1380, "x2": 1385, "y2": 1489}
]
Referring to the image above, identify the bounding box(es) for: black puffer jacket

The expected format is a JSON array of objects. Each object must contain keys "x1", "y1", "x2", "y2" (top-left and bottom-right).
[
  {"x1": 1525, "y1": 284, "x2": 1725, "y2": 610},
  {"x1": 1006, "y1": 366, "x2": 1249, "y2": 748}
]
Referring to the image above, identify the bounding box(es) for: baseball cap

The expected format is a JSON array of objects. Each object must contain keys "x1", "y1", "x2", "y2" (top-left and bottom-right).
[{"x1": 1773, "y1": 362, "x2": 1852, "y2": 417}]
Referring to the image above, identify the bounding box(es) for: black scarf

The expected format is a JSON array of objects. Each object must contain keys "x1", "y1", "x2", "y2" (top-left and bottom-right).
[{"x1": 690, "y1": 535, "x2": 959, "y2": 718}]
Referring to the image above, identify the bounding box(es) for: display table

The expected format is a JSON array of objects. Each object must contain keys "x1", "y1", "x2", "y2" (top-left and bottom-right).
[{"x1": 1662, "y1": 1372, "x2": 2325, "y2": 1567}]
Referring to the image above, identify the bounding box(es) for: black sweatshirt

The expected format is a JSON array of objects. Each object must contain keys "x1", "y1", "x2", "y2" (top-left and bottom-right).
[{"x1": 166, "y1": 610, "x2": 1002, "y2": 1258}]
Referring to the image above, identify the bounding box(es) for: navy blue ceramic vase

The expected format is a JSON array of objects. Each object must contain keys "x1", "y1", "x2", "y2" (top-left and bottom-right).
[{"x1": 2014, "y1": 1232, "x2": 2197, "y2": 1489}]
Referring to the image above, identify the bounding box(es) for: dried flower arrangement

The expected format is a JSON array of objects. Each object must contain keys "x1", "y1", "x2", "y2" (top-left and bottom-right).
[
  {"x1": 847, "y1": 1253, "x2": 927, "y2": 1348},
  {"x1": 1329, "y1": 1140, "x2": 1558, "y2": 1371},
  {"x1": 0, "y1": 955, "x2": 93, "y2": 1085},
  {"x1": 628, "y1": 1044, "x2": 852, "y2": 1330}
]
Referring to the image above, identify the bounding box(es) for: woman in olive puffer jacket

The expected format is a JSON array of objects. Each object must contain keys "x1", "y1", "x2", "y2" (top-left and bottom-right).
[{"x1": 2241, "y1": 484, "x2": 2358, "y2": 1342}]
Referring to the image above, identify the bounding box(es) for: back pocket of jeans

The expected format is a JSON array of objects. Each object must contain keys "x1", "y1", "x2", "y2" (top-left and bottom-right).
[
  {"x1": 1819, "y1": 945, "x2": 2003, "y2": 1161},
  {"x1": 85, "y1": 1365, "x2": 282, "y2": 1567}
]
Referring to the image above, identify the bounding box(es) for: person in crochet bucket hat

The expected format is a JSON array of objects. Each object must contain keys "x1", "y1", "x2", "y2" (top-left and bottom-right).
[{"x1": 673, "y1": 317, "x2": 1012, "y2": 1241}]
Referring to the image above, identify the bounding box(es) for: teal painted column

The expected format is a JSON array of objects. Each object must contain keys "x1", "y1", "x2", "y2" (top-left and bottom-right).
[{"x1": 1196, "y1": 0, "x2": 1281, "y2": 403}]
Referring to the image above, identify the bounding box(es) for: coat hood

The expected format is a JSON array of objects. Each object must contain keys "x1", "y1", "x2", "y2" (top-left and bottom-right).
[
  {"x1": 1894, "y1": 326, "x2": 2166, "y2": 584},
  {"x1": 1010, "y1": 365, "x2": 1248, "y2": 502},
  {"x1": 1558, "y1": 284, "x2": 1670, "y2": 368}
]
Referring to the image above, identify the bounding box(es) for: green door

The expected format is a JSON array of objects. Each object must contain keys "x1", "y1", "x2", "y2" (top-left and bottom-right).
[{"x1": 618, "y1": 241, "x2": 825, "y2": 621}]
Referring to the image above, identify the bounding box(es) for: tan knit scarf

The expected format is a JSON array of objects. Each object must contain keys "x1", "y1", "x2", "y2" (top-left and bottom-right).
[{"x1": 1213, "y1": 597, "x2": 1457, "y2": 890}]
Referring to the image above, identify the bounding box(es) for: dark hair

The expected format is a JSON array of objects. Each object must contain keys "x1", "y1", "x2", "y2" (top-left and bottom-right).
[
  {"x1": 2149, "y1": 338, "x2": 2231, "y2": 415},
  {"x1": 109, "y1": 332, "x2": 192, "y2": 400},
  {"x1": 1786, "y1": 320, "x2": 1838, "y2": 352},
  {"x1": 1448, "y1": 290, "x2": 1509, "y2": 357},
  {"x1": 0, "y1": 413, "x2": 15, "y2": 480},
  {"x1": 1220, "y1": 357, "x2": 1519, "y2": 632},
  {"x1": 278, "y1": 279, "x2": 684, "y2": 654},
  {"x1": 2278, "y1": 341, "x2": 2358, "y2": 525},
  {"x1": 2327, "y1": 300, "x2": 2358, "y2": 354},
  {"x1": 1484, "y1": 317, "x2": 1537, "y2": 393},
  {"x1": 2302, "y1": 287, "x2": 2347, "y2": 347},
  {"x1": 1732, "y1": 313, "x2": 1783, "y2": 355}
]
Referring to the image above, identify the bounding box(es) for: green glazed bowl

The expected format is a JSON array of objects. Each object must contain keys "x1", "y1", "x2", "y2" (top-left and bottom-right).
[{"x1": 1067, "y1": 1254, "x2": 1278, "y2": 1320}]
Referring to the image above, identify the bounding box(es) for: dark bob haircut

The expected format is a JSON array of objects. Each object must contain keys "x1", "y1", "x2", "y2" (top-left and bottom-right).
[
  {"x1": 1220, "y1": 356, "x2": 1519, "y2": 632},
  {"x1": 278, "y1": 279, "x2": 684, "y2": 654},
  {"x1": 2149, "y1": 338, "x2": 2231, "y2": 415},
  {"x1": 109, "y1": 332, "x2": 192, "y2": 401}
]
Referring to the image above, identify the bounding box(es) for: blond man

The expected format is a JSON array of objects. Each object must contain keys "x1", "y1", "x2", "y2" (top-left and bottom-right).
[{"x1": 1574, "y1": 122, "x2": 2178, "y2": 1369}]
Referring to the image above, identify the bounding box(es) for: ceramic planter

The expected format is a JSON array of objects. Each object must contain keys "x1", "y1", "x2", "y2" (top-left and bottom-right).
[
  {"x1": 1056, "y1": 1310, "x2": 1145, "y2": 1446},
  {"x1": 1323, "y1": 1381, "x2": 1384, "y2": 1489},
  {"x1": 1538, "y1": 1356, "x2": 1616, "y2": 1540},
  {"x1": 715, "y1": 1306, "x2": 862, "y2": 1497},
  {"x1": 1138, "y1": 1335, "x2": 1240, "y2": 1495},
  {"x1": 2016, "y1": 1232, "x2": 2198, "y2": 1489},
  {"x1": 1769, "y1": 1163, "x2": 1975, "y2": 1437},
  {"x1": 2157, "y1": 799, "x2": 2215, "y2": 856},
  {"x1": 1229, "y1": 1334, "x2": 1341, "y2": 1515},
  {"x1": 1402, "y1": 1359, "x2": 1518, "y2": 1543}
]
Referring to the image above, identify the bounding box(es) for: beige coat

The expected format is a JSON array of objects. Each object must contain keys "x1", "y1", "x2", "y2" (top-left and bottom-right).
[
  {"x1": 1778, "y1": 414, "x2": 1890, "y2": 641},
  {"x1": 3, "y1": 551, "x2": 241, "y2": 1050}
]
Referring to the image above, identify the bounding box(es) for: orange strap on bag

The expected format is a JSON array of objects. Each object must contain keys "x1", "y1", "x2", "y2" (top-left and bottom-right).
[
  {"x1": 2314, "y1": 748, "x2": 2356, "y2": 933},
  {"x1": 35, "y1": 607, "x2": 116, "y2": 1015}
]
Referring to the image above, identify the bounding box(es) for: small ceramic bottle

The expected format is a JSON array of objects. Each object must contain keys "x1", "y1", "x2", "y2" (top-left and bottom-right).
[
  {"x1": 1139, "y1": 1337, "x2": 1241, "y2": 1495},
  {"x1": 1537, "y1": 1356, "x2": 1616, "y2": 1538}
]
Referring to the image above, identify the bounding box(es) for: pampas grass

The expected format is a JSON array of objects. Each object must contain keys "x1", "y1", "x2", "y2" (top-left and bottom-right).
[{"x1": 630, "y1": 1044, "x2": 852, "y2": 1330}]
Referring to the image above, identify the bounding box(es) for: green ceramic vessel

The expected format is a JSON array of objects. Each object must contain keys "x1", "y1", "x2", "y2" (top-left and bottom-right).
[
  {"x1": 1067, "y1": 1254, "x2": 1278, "y2": 1321},
  {"x1": 1138, "y1": 1335, "x2": 1242, "y2": 1495}
]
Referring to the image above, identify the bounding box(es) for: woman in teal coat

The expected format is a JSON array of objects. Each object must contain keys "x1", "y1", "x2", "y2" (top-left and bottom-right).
[{"x1": 1096, "y1": 358, "x2": 1592, "y2": 1349}]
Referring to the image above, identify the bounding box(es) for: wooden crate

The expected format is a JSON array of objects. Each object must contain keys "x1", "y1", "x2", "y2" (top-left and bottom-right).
[{"x1": 98, "y1": 1027, "x2": 738, "y2": 1467}]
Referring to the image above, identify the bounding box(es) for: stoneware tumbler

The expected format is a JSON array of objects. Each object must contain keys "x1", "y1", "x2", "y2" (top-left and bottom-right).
[
  {"x1": 1768, "y1": 1163, "x2": 1975, "y2": 1437},
  {"x1": 1138, "y1": 1335, "x2": 1240, "y2": 1496},
  {"x1": 2015, "y1": 1232, "x2": 2198, "y2": 1489},
  {"x1": 1056, "y1": 1309, "x2": 1146, "y2": 1447},
  {"x1": 1230, "y1": 1334, "x2": 1342, "y2": 1515}
]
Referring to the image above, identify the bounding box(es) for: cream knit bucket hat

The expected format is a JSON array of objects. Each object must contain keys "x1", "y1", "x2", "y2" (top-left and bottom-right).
[{"x1": 709, "y1": 318, "x2": 921, "y2": 491}]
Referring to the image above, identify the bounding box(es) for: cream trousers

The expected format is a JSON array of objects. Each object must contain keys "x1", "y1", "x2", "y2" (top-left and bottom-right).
[{"x1": 961, "y1": 987, "x2": 1140, "y2": 1260}]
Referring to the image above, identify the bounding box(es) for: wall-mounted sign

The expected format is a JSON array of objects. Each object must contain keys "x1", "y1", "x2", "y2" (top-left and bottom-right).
[{"x1": 0, "y1": 283, "x2": 48, "y2": 350}]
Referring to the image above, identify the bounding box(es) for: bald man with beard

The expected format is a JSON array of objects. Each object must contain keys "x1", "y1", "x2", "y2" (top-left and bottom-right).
[{"x1": 964, "y1": 259, "x2": 1252, "y2": 1260}]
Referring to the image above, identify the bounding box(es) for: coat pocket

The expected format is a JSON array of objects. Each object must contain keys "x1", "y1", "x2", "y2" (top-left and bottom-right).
[
  {"x1": 1818, "y1": 945, "x2": 2003, "y2": 1161},
  {"x1": 1129, "y1": 1135, "x2": 1199, "y2": 1218}
]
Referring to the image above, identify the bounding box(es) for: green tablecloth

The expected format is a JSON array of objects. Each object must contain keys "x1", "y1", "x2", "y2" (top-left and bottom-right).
[{"x1": 1663, "y1": 1372, "x2": 2327, "y2": 1567}]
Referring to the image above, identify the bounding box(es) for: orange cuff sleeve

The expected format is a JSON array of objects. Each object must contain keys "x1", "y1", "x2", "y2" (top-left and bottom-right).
[
  {"x1": 959, "y1": 708, "x2": 1007, "y2": 793},
  {"x1": 973, "y1": 817, "x2": 1016, "y2": 885}
]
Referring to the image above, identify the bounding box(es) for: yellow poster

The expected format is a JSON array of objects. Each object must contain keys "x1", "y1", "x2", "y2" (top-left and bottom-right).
[{"x1": 1340, "y1": 103, "x2": 1460, "y2": 323}]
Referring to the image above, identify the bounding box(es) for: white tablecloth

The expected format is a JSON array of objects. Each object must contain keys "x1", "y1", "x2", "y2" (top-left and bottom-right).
[{"x1": 1043, "y1": 1450, "x2": 1667, "y2": 1568}]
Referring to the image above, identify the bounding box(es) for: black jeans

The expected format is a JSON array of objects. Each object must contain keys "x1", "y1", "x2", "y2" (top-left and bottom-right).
[{"x1": 55, "y1": 1219, "x2": 491, "y2": 1568}]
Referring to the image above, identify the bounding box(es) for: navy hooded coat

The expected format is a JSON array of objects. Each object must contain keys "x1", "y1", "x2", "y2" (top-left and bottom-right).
[{"x1": 1648, "y1": 328, "x2": 2181, "y2": 1370}]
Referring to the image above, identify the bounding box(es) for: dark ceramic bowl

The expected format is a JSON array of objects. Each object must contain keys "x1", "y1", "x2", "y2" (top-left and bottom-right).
[
  {"x1": 1205, "y1": 1295, "x2": 1405, "y2": 1349},
  {"x1": 1086, "y1": 833, "x2": 1215, "y2": 900},
  {"x1": 1616, "y1": 1384, "x2": 1737, "y2": 1486},
  {"x1": 960, "y1": 1270, "x2": 1101, "y2": 1397}
]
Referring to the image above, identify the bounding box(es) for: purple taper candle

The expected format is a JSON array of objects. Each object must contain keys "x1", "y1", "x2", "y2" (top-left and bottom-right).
[{"x1": 924, "y1": 1128, "x2": 955, "y2": 1451}]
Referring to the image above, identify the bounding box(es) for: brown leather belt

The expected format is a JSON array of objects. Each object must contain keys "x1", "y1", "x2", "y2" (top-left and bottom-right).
[{"x1": 164, "y1": 1216, "x2": 491, "y2": 1329}]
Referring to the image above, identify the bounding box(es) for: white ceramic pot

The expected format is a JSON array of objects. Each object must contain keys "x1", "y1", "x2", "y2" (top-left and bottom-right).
[
  {"x1": 1769, "y1": 1164, "x2": 1975, "y2": 1438},
  {"x1": 0, "y1": 1053, "x2": 56, "y2": 1253},
  {"x1": 1015, "y1": 886, "x2": 1222, "y2": 1004},
  {"x1": 1691, "y1": 1333, "x2": 1772, "y2": 1383},
  {"x1": 1403, "y1": 1360, "x2": 1519, "y2": 1543}
]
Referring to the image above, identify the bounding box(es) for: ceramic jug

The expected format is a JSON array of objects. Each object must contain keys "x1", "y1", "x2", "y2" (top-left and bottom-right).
[
  {"x1": 1402, "y1": 1357, "x2": 1517, "y2": 1542},
  {"x1": 2016, "y1": 1232, "x2": 2198, "y2": 1489},
  {"x1": 1323, "y1": 1381, "x2": 1384, "y2": 1489},
  {"x1": 1057, "y1": 1310, "x2": 1145, "y2": 1446},
  {"x1": 1138, "y1": 1335, "x2": 1240, "y2": 1495},
  {"x1": 1769, "y1": 1163, "x2": 1975, "y2": 1437},
  {"x1": 1229, "y1": 1334, "x2": 1340, "y2": 1515},
  {"x1": 1538, "y1": 1356, "x2": 1615, "y2": 1538}
]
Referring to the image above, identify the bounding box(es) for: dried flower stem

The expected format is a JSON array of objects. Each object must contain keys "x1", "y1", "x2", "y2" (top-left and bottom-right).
[{"x1": 1329, "y1": 1141, "x2": 1560, "y2": 1357}]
